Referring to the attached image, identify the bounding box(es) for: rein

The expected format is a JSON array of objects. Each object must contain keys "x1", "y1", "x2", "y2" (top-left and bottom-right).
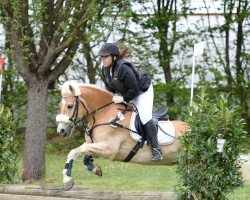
[
  {"x1": 85, "y1": 103, "x2": 134, "y2": 143},
  {"x1": 69, "y1": 95, "x2": 113, "y2": 124}
]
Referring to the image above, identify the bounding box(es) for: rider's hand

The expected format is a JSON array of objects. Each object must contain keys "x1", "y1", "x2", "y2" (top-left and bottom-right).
[{"x1": 112, "y1": 95, "x2": 124, "y2": 104}]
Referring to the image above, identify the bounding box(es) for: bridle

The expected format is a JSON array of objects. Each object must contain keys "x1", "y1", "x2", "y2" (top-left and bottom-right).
[
  {"x1": 68, "y1": 95, "x2": 89, "y2": 126},
  {"x1": 59, "y1": 95, "x2": 114, "y2": 128}
]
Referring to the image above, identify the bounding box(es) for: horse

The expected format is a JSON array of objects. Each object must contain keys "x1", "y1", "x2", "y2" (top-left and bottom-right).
[{"x1": 56, "y1": 81, "x2": 189, "y2": 190}]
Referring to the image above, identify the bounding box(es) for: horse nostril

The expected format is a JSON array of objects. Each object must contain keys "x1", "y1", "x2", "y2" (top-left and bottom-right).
[{"x1": 60, "y1": 129, "x2": 65, "y2": 134}]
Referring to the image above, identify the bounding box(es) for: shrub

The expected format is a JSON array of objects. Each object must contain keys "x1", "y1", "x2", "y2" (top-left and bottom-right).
[
  {"x1": 0, "y1": 105, "x2": 19, "y2": 183},
  {"x1": 177, "y1": 90, "x2": 247, "y2": 200}
]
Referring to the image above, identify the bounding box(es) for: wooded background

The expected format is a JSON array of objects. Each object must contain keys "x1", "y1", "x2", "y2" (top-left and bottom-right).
[{"x1": 0, "y1": 0, "x2": 249, "y2": 181}]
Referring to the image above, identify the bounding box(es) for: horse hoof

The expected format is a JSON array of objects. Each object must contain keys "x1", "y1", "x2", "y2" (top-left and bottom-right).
[
  {"x1": 64, "y1": 179, "x2": 74, "y2": 191},
  {"x1": 93, "y1": 164, "x2": 102, "y2": 176}
]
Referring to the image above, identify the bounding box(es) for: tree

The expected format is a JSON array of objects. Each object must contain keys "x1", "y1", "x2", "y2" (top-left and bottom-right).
[
  {"x1": 132, "y1": 0, "x2": 191, "y2": 117},
  {"x1": 0, "y1": 0, "x2": 122, "y2": 181},
  {"x1": 80, "y1": 0, "x2": 134, "y2": 84},
  {"x1": 201, "y1": 0, "x2": 250, "y2": 133}
]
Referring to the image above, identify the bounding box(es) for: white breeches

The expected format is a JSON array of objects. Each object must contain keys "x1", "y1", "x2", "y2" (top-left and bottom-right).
[{"x1": 131, "y1": 84, "x2": 153, "y2": 125}]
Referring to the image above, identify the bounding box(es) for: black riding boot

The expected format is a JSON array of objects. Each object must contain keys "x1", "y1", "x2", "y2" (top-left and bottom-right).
[{"x1": 144, "y1": 120, "x2": 163, "y2": 161}]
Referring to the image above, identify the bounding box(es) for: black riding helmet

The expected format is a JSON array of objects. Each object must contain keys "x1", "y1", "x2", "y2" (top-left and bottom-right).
[{"x1": 99, "y1": 43, "x2": 120, "y2": 57}]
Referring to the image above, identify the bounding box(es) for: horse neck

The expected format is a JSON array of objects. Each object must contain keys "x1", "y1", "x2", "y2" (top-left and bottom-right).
[{"x1": 80, "y1": 86, "x2": 112, "y2": 112}]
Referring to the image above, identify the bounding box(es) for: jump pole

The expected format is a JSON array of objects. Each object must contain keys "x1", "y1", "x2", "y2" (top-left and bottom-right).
[{"x1": 0, "y1": 57, "x2": 4, "y2": 102}]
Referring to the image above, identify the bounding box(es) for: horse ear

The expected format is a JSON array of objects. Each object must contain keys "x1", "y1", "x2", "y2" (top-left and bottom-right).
[
  {"x1": 69, "y1": 85, "x2": 75, "y2": 95},
  {"x1": 57, "y1": 84, "x2": 62, "y2": 90}
]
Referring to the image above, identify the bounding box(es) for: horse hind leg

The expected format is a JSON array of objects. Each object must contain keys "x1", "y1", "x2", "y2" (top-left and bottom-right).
[{"x1": 83, "y1": 154, "x2": 102, "y2": 176}]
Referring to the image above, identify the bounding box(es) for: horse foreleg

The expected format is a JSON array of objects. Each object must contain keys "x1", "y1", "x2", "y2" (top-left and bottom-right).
[{"x1": 63, "y1": 142, "x2": 114, "y2": 190}]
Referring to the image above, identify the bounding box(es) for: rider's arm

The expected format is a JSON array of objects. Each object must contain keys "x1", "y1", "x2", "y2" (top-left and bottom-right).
[{"x1": 118, "y1": 65, "x2": 140, "y2": 103}]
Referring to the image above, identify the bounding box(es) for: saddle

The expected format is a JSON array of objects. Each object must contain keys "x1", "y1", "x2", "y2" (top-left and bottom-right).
[
  {"x1": 123, "y1": 107, "x2": 175, "y2": 162},
  {"x1": 134, "y1": 107, "x2": 169, "y2": 133},
  {"x1": 130, "y1": 107, "x2": 175, "y2": 145}
]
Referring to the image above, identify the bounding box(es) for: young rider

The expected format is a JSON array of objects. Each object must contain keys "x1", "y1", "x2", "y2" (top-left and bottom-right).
[{"x1": 99, "y1": 43, "x2": 163, "y2": 161}]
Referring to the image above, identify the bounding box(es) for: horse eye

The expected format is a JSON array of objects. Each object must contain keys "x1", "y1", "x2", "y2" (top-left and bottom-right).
[{"x1": 67, "y1": 104, "x2": 74, "y2": 109}]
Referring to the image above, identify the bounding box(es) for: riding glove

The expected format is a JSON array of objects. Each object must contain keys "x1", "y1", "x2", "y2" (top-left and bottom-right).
[{"x1": 112, "y1": 95, "x2": 124, "y2": 104}]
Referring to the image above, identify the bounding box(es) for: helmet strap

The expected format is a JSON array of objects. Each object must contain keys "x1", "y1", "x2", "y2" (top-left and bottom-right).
[{"x1": 111, "y1": 55, "x2": 117, "y2": 64}]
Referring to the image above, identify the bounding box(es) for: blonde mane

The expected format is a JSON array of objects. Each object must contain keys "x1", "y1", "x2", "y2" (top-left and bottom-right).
[{"x1": 60, "y1": 81, "x2": 113, "y2": 97}]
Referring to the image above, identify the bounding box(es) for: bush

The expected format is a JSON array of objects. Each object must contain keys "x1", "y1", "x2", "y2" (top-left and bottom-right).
[
  {"x1": 0, "y1": 105, "x2": 19, "y2": 183},
  {"x1": 177, "y1": 90, "x2": 247, "y2": 200}
]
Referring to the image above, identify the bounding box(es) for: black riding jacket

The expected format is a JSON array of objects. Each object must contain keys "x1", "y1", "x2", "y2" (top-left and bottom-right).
[{"x1": 102, "y1": 59, "x2": 141, "y2": 103}]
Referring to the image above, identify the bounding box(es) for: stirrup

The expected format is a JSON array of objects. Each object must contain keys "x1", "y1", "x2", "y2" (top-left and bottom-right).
[{"x1": 151, "y1": 148, "x2": 163, "y2": 161}]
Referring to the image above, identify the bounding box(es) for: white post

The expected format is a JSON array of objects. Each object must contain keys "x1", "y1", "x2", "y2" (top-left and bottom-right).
[
  {"x1": 190, "y1": 55, "x2": 196, "y2": 116},
  {"x1": 190, "y1": 42, "x2": 204, "y2": 116}
]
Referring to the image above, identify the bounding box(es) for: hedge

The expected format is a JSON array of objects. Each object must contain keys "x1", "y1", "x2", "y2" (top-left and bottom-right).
[
  {"x1": 177, "y1": 91, "x2": 246, "y2": 200},
  {"x1": 0, "y1": 105, "x2": 19, "y2": 183}
]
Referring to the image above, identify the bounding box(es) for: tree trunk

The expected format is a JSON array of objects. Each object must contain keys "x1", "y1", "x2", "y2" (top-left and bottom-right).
[
  {"x1": 156, "y1": 0, "x2": 177, "y2": 106},
  {"x1": 162, "y1": 61, "x2": 174, "y2": 105},
  {"x1": 22, "y1": 81, "x2": 48, "y2": 181},
  {"x1": 83, "y1": 38, "x2": 96, "y2": 84},
  {"x1": 235, "y1": 0, "x2": 249, "y2": 133},
  {"x1": 224, "y1": 0, "x2": 233, "y2": 88}
]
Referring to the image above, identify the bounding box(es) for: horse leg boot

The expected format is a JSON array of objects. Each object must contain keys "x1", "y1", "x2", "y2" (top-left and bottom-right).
[
  {"x1": 144, "y1": 120, "x2": 163, "y2": 161},
  {"x1": 83, "y1": 154, "x2": 102, "y2": 176}
]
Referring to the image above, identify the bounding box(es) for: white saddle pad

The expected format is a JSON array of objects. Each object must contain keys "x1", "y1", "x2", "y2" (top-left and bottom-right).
[{"x1": 129, "y1": 112, "x2": 175, "y2": 145}]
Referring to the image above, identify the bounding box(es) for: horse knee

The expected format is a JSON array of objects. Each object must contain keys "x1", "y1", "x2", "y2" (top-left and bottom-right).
[{"x1": 67, "y1": 148, "x2": 79, "y2": 160}]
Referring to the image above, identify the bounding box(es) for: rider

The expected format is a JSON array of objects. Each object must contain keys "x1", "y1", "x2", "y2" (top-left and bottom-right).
[{"x1": 99, "y1": 43, "x2": 163, "y2": 161}]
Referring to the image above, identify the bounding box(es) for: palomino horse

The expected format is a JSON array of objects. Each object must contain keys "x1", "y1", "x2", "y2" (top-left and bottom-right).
[{"x1": 56, "y1": 81, "x2": 189, "y2": 190}]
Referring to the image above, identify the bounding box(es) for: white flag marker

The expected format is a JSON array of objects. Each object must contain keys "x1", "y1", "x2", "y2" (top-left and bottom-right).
[{"x1": 190, "y1": 42, "x2": 204, "y2": 116}]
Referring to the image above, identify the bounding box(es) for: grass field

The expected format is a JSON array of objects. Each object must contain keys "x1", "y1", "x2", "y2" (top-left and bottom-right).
[{"x1": 17, "y1": 154, "x2": 250, "y2": 199}]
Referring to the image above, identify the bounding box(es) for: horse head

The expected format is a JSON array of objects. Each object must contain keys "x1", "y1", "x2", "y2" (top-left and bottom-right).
[{"x1": 56, "y1": 81, "x2": 88, "y2": 137}]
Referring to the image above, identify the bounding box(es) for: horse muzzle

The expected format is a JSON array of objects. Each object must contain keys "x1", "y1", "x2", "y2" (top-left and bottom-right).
[
  {"x1": 56, "y1": 115, "x2": 73, "y2": 137},
  {"x1": 57, "y1": 122, "x2": 73, "y2": 137}
]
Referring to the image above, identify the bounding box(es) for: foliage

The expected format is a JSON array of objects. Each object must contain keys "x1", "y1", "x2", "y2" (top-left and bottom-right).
[
  {"x1": 45, "y1": 127, "x2": 84, "y2": 154},
  {"x1": 177, "y1": 90, "x2": 247, "y2": 200},
  {"x1": 0, "y1": 105, "x2": 19, "y2": 183},
  {"x1": 1, "y1": 59, "x2": 27, "y2": 126},
  {"x1": 154, "y1": 82, "x2": 189, "y2": 119}
]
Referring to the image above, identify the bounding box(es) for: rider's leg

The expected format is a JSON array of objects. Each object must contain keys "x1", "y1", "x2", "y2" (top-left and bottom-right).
[
  {"x1": 143, "y1": 119, "x2": 163, "y2": 161},
  {"x1": 132, "y1": 84, "x2": 162, "y2": 161}
]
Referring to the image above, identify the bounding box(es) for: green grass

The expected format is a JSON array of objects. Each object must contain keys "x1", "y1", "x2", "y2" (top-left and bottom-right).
[
  {"x1": 18, "y1": 154, "x2": 177, "y2": 191},
  {"x1": 17, "y1": 154, "x2": 250, "y2": 199}
]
